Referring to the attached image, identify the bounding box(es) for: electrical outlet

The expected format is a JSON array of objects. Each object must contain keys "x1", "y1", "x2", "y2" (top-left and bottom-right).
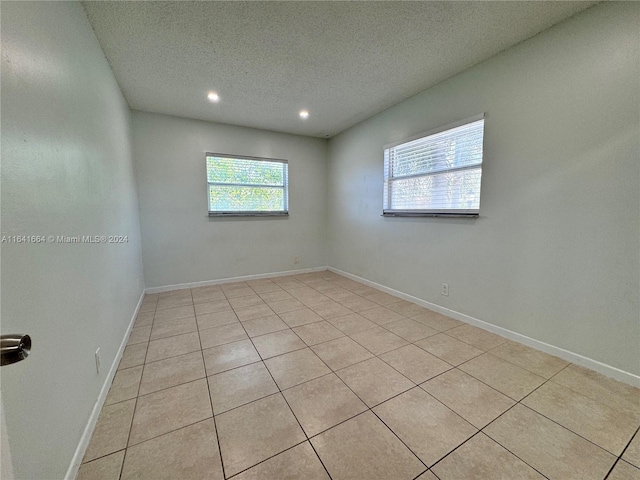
[
  {"x1": 95, "y1": 348, "x2": 101, "y2": 374},
  {"x1": 441, "y1": 283, "x2": 449, "y2": 296},
  {"x1": 294, "y1": 255, "x2": 299, "y2": 264}
]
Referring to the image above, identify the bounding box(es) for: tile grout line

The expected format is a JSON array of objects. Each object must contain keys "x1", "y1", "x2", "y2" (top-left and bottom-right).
[
  {"x1": 368, "y1": 404, "x2": 430, "y2": 470},
  {"x1": 276, "y1": 381, "x2": 335, "y2": 480},
  {"x1": 308, "y1": 273, "x2": 568, "y2": 477},
  {"x1": 374, "y1": 345, "x2": 457, "y2": 385},
  {"x1": 227, "y1": 286, "x2": 335, "y2": 480},
  {"x1": 451, "y1": 359, "x2": 533, "y2": 404},
  {"x1": 113, "y1": 294, "x2": 159, "y2": 480},
  {"x1": 477, "y1": 366, "x2": 619, "y2": 480},
  {"x1": 248, "y1": 274, "x2": 633, "y2": 478},
  {"x1": 122, "y1": 417, "x2": 220, "y2": 458},
  {"x1": 307, "y1": 352, "x2": 433, "y2": 473},
  {"x1": 77, "y1": 448, "x2": 126, "y2": 467},
  {"x1": 211, "y1": 374, "x2": 328, "y2": 418},
  {"x1": 259, "y1": 303, "x2": 385, "y2": 480},
  {"x1": 323, "y1": 276, "x2": 558, "y2": 479},
  {"x1": 618, "y1": 426, "x2": 640, "y2": 462},
  {"x1": 424, "y1": 430, "x2": 486, "y2": 477},
  {"x1": 153, "y1": 279, "x2": 626, "y2": 438},
  {"x1": 196, "y1": 286, "x2": 229, "y2": 480},
  {"x1": 115, "y1": 365, "x2": 209, "y2": 404},
  {"x1": 204, "y1": 273, "x2": 527, "y2": 467},
  {"x1": 279, "y1": 281, "x2": 445, "y2": 471},
  {"x1": 122, "y1": 292, "x2": 218, "y2": 473},
  {"x1": 419, "y1": 469, "x2": 439, "y2": 480},
  {"x1": 118, "y1": 386, "x2": 140, "y2": 479},
  {"x1": 603, "y1": 425, "x2": 640, "y2": 479},
  {"x1": 95, "y1": 272, "x2": 637, "y2": 480},
  {"x1": 117, "y1": 286, "x2": 258, "y2": 478},
  {"x1": 223, "y1": 438, "x2": 310, "y2": 479},
  {"x1": 544, "y1": 363, "x2": 640, "y2": 420},
  {"x1": 517, "y1": 400, "x2": 631, "y2": 460},
  {"x1": 517, "y1": 363, "x2": 640, "y2": 459},
  {"x1": 474, "y1": 402, "x2": 552, "y2": 480}
]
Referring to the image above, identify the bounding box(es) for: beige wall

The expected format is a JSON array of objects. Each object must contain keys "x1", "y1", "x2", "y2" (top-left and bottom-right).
[
  {"x1": 132, "y1": 111, "x2": 328, "y2": 289},
  {"x1": 1, "y1": 3, "x2": 638, "y2": 478},
  {"x1": 1, "y1": 2, "x2": 144, "y2": 478},
  {"x1": 327, "y1": 2, "x2": 640, "y2": 376}
]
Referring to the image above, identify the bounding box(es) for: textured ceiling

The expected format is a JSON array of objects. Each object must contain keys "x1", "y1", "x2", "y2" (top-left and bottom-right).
[{"x1": 83, "y1": 1, "x2": 596, "y2": 138}]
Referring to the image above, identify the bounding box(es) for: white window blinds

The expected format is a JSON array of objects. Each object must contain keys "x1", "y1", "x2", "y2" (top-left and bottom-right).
[
  {"x1": 207, "y1": 154, "x2": 289, "y2": 215},
  {"x1": 383, "y1": 116, "x2": 485, "y2": 216}
]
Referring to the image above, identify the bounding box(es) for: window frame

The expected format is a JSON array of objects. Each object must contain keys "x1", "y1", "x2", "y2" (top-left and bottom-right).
[
  {"x1": 382, "y1": 113, "x2": 485, "y2": 218},
  {"x1": 206, "y1": 153, "x2": 289, "y2": 217}
]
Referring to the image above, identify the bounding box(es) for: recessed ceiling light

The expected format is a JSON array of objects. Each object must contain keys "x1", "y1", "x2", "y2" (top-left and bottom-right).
[
  {"x1": 207, "y1": 92, "x2": 220, "y2": 102},
  {"x1": 299, "y1": 110, "x2": 309, "y2": 119}
]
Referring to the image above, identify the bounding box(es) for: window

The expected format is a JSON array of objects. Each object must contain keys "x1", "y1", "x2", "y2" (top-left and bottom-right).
[
  {"x1": 383, "y1": 115, "x2": 485, "y2": 216},
  {"x1": 206, "y1": 154, "x2": 289, "y2": 216}
]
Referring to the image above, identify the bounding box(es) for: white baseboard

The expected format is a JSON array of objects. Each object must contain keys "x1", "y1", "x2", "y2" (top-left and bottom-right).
[
  {"x1": 64, "y1": 261, "x2": 638, "y2": 480},
  {"x1": 329, "y1": 267, "x2": 640, "y2": 388},
  {"x1": 62, "y1": 264, "x2": 638, "y2": 480},
  {"x1": 145, "y1": 266, "x2": 330, "y2": 294},
  {"x1": 64, "y1": 289, "x2": 146, "y2": 480}
]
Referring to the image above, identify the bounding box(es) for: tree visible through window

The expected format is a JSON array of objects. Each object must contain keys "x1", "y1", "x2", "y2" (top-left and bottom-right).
[
  {"x1": 383, "y1": 116, "x2": 485, "y2": 216},
  {"x1": 207, "y1": 154, "x2": 289, "y2": 215}
]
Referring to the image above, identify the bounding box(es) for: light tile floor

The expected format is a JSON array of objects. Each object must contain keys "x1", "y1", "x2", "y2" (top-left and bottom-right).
[{"x1": 78, "y1": 271, "x2": 640, "y2": 480}]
